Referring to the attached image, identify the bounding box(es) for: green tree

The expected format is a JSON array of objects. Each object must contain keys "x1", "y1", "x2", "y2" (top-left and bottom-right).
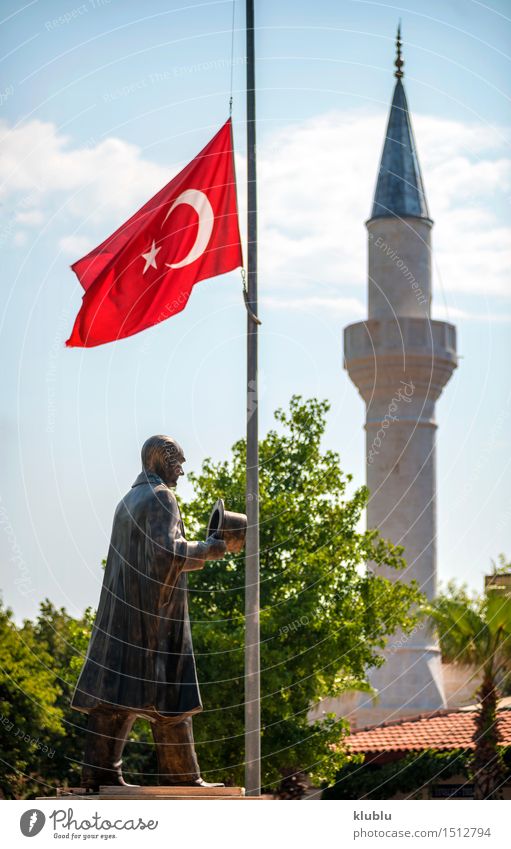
[
  {"x1": 29, "y1": 601, "x2": 93, "y2": 793},
  {"x1": 429, "y1": 578, "x2": 511, "y2": 799},
  {"x1": 182, "y1": 396, "x2": 420, "y2": 790},
  {"x1": 0, "y1": 599, "x2": 156, "y2": 797},
  {"x1": 0, "y1": 601, "x2": 63, "y2": 798},
  {"x1": 323, "y1": 749, "x2": 471, "y2": 800}
]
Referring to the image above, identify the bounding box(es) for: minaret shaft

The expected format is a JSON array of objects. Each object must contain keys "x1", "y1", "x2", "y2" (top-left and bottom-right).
[
  {"x1": 366, "y1": 418, "x2": 437, "y2": 604},
  {"x1": 367, "y1": 217, "x2": 432, "y2": 319}
]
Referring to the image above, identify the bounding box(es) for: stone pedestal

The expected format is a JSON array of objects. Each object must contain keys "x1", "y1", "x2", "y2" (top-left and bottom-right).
[{"x1": 39, "y1": 785, "x2": 253, "y2": 800}]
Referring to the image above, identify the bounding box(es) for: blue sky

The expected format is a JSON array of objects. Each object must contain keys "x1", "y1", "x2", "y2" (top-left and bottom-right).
[{"x1": 1, "y1": 0, "x2": 510, "y2": 621}]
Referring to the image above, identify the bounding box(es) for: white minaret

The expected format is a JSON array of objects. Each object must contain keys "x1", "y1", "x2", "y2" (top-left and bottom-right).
[{"x1": 344, "y1": 28, "x2": 458, "y2": 722}]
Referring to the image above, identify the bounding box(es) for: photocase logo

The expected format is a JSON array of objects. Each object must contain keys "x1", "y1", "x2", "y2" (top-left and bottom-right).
[{"x1": 20, "y1": 809, "x2": 46, "y2": 837}]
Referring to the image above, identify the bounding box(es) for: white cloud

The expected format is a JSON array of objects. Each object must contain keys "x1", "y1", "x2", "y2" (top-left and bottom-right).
[
  {"x1": 1, "y1": 110, "x2": 510, "y2": 306},
  {"x1": 245, "y1": 110, "x2": 511, "y2": 301},
  {"x1": 58, "y1": 234, "x2": 93, "y2": 257},
  {"x1": 0, "y1": 118, "x2": 169, "y2": 227},
  {"x1": 15, "y1": 209, "x2": 44, "y2": 226},
  {"x1": 432, "y1": 304, "x2": 511, "y2": 323}
]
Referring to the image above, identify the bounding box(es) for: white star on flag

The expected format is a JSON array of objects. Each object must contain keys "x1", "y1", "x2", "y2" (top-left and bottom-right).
[{"x1": 141, "y1": 240, "x2": 161, "y2": 274}]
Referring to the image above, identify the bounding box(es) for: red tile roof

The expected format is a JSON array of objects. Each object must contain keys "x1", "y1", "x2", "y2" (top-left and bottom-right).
[{"x1": 347, "y1": 707, "x2": 511, "y2": 754}]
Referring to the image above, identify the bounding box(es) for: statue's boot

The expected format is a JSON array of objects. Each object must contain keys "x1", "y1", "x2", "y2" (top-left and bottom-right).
[
  {"x1": 81, "y1": 707, "x2": 138, "y2": 791},
  {"x1": 152, "y1": 715, "x2": 224, "y2": 787}
]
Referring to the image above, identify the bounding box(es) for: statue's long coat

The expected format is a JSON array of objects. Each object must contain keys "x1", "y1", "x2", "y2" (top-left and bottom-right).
[{"x1": 71, "y1": 472, "x2": 204, "y2": 718}]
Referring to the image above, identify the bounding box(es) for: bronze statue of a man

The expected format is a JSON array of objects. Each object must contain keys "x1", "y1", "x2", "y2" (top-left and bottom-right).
[{"x1": 71, "y1": 435, "x2": 227, "y2": 790}]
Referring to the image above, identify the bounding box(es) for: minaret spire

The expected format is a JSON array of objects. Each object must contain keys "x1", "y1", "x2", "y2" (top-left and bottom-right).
[
  {"x1": 371, "y1": 25, "x2": 429, "y2": 221},
  {"x1": 395, "y1": 22, "x2": 404, "y2": 79}
]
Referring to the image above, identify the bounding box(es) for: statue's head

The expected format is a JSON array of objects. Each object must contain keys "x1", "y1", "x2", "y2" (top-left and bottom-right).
[{"x1": 141, "y1": 435, "x2": 186, "y2": 488}]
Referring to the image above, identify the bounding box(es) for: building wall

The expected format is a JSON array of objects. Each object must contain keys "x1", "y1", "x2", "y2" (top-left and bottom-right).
[
  {"x1": 442, "y1": 664, "x2": 481, "y2": 710},
  {"x1": 309, "y1": 663, "x2": 482, "y2": 730}
]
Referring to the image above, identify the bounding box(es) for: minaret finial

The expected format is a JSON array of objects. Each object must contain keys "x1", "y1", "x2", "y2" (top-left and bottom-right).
[{"x1": 395, "y1": 22, "x2": 404, "y2": 79}]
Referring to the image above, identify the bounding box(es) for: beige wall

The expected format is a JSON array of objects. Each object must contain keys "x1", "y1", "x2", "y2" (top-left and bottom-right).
[
  {"x1": 309, "y1": 662, "x2": 482, "y2": 729},
  {"x1": 442, "y1": 663, "x2": 481, "y2": 709}
]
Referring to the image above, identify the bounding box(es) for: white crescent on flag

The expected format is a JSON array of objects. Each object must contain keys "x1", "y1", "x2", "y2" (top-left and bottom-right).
[{"x1": 162, "y1": 188, "x2": 215, "y2": 269}]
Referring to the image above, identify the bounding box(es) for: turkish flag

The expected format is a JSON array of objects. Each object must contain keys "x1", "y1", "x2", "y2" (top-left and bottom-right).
[{"x1": 66, "y1": 119, "x2": 242, "y2": 347}]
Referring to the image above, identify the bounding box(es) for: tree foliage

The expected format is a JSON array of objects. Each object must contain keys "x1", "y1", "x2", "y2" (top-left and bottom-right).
[
  {"x1": 0, "y1": 601, "x2": 64, "y2": 798},
  {"x1": 428, "y1": 579, "x2": 511, "y2": 799},
  {"x1": 182, "y1": 396, "x2": 420, "y2": 789},
  {"x1": 323, "y1": 749, "x2": 471, "y2": 800}
]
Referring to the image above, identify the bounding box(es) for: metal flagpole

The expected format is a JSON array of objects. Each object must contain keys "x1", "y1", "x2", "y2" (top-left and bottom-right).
[{"x1": 244, "y1": 0, "x2": 261, "y2": 797}]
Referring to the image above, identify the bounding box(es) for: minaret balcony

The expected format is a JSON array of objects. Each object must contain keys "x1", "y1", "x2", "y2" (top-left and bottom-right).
[{"x1": 344, "y1": 316, "x2": 457, "y2": 408}]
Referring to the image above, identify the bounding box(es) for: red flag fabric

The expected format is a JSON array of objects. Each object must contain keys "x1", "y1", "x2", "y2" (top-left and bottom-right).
[{"x1": 66, "y1": 119, "x2": 242, "y2": 347}]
